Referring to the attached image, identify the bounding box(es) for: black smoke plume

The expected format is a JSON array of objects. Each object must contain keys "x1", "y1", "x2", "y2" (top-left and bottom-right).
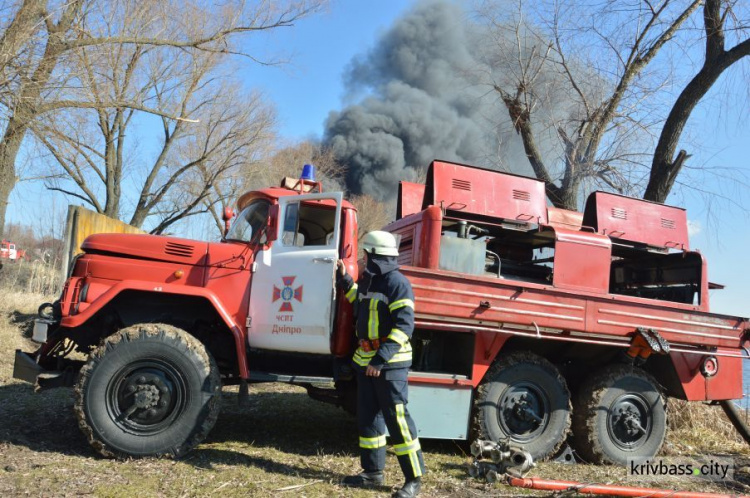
[{"x1": 324, "y1": 1, "x2": 518, "y2": 200}]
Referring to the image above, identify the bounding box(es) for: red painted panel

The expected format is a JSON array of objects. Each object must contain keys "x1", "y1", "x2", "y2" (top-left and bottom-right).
[
  {"x1": 551, "y1": 227, "x2": 611, "y2": 293},
  {"x1": 82, "y1": 233, "x2": 209, "y2": 266},
  {"x1": 418, "y1": 206, "x2": 442, "y2": 269},
  {"x1": 408, "y1": 376, "x2": 474, "y2": 387},
  {"x1": 397, "y1": 182, "x2": 426, "y2": 219},
  {"x1": 472, "y1": 330, "x2": 510, "y2": 386},
  {"x1": 331, "y1": 207, "x2": 358, "y2": 357},
  {"x1": 237, "y1": 188, "x2": 356, "y2": 212},
  {"x1": 405, "y1": 267, "x2": 589, "y2": 336},
  {"x1": 547, "y1": 207, "x2": 583, "y2": 230},
  {"x1": 671, "y1": 352, "x2": 706, "y2": 400},
  {"x1": 583, "y1": 191, "x2": 689, "y2": 250},
  {"x1": 423, "y1": 160, "x2": 548, "y2": 224},
  {"x1": 59, "y1": 280, "x2": 249, "y2": 376},
  {"x1": 204, "y1": 264, "x2": 252, "y2": 334},
  {"x1": 404, "y1": 263, "x2": 745, "y2": 351},
  {"x1": 83, "y1": 254, "x2": 206, "y2": 286},
  {"x1": 586, "y1": 297, "x2": 744, "y2": 349},
  {"x1": 706, "y1": 350, "x2": 743, "y2": 400}
]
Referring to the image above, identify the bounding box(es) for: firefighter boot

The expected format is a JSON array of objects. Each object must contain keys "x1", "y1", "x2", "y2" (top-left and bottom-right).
[
  {"x1": 342, "y1": 470, "x2": 384, "y2": 487},
  {"x1": 393, "y1": 477, "x2": 421, "y2": 498}
]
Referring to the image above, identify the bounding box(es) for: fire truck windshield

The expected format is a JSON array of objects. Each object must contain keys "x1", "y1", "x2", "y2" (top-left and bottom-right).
[{"x1": 226, "y1": 200, "x2": 270, "y2": 243}]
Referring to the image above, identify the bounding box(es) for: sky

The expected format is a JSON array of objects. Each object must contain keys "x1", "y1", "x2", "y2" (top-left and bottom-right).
[
  {"x1": 237, "y1": 1, "x2": 414, "y2": 140},
  {"x1": 6, "y1": 0, "x2": 750, "y2": 317}
]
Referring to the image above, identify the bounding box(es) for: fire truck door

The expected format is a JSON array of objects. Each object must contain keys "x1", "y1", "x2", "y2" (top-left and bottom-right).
[{"x1": 248, "y1": 192, "x2": 343, "y2": 354}]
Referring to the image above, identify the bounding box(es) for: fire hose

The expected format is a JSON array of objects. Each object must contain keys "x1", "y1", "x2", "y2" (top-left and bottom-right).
[
  {"x1": 506, "y1": 476, "x2": 737, "y2": 497},
  {"x1": 469, "y1": 440, "x2": 740, "y2": 498}
]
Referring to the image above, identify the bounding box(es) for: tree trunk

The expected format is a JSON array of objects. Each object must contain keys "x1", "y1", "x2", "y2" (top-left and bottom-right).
[
  {"x1": 0, "y1": 110, "x2": 34, "y2": 237},
  {"x1": 644, "y1": 63, "x2": 727, "y2": 202},
  {"x1": 645, "y1": 0, "x2": 750, "y2": 203},
  {"x1": 554, "y1": 175, "x2": 579, "y2": 211},
  {"x1": 0, "y1": 0, "x2": 47, "y2": 238},
  {"x1": 0, "y1": 0, "x2": 45, "y2": 72},
  {"x1": 0, "y1": 150, "x2": 18, "y2": 238},
  {"x1": 0, "y1": 0, "x2": 82, "y2": 236}
]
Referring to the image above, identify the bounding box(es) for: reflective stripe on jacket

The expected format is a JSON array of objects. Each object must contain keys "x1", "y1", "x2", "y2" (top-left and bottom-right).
[{"x1": 338, "y1": 260, "x2": 415, "y2": 370}]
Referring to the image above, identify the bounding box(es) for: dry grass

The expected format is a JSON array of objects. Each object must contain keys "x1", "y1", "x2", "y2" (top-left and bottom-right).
[
  {"x1": 0, "y1": 260, "x2": 61, "y2": 296},
  {"x1": 0, "y1": 289, "x2": 749, "y2": 497},
  {"x1": 667, "y1": 399, "x2": 749, "y2": 456}
]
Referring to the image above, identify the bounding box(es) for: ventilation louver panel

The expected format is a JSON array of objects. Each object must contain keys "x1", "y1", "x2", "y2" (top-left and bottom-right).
[
  {"x1": 424, "y1": 160, "x2": 548, "y2": 225},
  {"x1": 165, "y1": 241, "x2": 194, "y2": 257},
  {"x1": 582, "y1": 191, "x2": 689, "y2": 250},
  {"x1": 611, "y1": 208, "x2": 627, "y2": 220},
  {"x1": 661, "y1": 218, "x2": 676, "y2": 229},
  {"x1": 451, "y1": 178, "x2": 471, "y2": 191}
]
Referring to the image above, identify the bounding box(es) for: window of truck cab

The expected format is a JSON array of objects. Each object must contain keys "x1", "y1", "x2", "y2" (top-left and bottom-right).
[
  {"x1": 281, "y1": 200, "x2": 337, "y2": 248},
  {"x1": 226, "y1": 199, "x2": 270, "y2": 243}
]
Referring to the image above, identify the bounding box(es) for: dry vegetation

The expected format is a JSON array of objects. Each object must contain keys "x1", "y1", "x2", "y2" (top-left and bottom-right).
[
  {"x1": 0, "y1": 259, "x2": 61, "y2": 296},
  {"x1": 1, "y1": 281, "x2": 749, "y2": 497}
]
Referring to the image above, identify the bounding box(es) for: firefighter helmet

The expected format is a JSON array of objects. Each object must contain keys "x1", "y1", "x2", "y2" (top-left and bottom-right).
[{"x1": 362, "y1": 230, "x2": 399, "y2": 257}]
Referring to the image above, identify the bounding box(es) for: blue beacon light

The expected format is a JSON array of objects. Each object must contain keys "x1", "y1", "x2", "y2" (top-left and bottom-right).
[{"x1": 301, "y1": 164, "x2": 316, "y2": 181}]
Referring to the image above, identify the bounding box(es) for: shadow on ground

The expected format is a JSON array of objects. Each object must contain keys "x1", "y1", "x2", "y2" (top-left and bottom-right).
[
  {"x1": 0, "y1": 383, "x2": 464, "y2": 463},
  {"x1": 8, "y1": 310, "x2": 36, "y2": 338}
]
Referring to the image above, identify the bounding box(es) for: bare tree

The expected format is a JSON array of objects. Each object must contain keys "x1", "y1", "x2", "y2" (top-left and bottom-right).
[
  {"x1": 241, "y1": 140, "x2": 347, "y2": 192},
  {"x1": 146, "y1": 86, "x2": 276, "y2": 235},
  {"x1": 0, "y1": 0, "x2": 326, "y2": 236},
  {"x1": 645, "y1": 0, "x2": 750, "y2": 202},
  {"x1": 33, "y1": 38, "x2": 276, "y2": 233},
  {"x1": 476, "y1": 0, "x2": 702, "y2": 209}
]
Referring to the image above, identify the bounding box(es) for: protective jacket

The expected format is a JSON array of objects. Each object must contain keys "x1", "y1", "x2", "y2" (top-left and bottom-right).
[{"x1": 338, "y1": 255, "x2": 415, "y2": 371}]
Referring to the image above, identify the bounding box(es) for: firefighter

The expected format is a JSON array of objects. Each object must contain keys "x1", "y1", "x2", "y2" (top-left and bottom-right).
[{"x1": 337, "y1": 230, "x2": 425, "y2": 498}]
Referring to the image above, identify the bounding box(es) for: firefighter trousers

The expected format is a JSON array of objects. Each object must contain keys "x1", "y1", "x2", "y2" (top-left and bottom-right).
[{"x1": 356, "y1": 368, "x2": 425, "y2": 480}]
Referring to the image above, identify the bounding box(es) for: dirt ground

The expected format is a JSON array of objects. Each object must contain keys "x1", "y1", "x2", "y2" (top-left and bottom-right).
[{"x1": 1, "y1": 289, "x2": 749, "y2": 497}]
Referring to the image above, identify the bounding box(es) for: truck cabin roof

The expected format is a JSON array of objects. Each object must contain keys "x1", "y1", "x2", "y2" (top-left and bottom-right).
[{"x1": 236, "y1": 186, "x2": 356, "y2": 212}]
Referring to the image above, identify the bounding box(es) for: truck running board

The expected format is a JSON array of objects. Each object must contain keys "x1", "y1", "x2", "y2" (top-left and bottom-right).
[
  {"x1": 246, "y1": 371, "x2": 344, "y2": 409},
  {"x1": 248, "y1": 371, "x2": 334, "y2": 384}
]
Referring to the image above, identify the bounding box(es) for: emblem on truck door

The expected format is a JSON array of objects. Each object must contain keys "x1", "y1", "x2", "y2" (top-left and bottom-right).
[{"x1": 272, "y1": 276, "x2": 303, "y2": 312}]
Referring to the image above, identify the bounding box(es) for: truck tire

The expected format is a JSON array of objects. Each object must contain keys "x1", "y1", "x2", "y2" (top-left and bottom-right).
[
  {"x1": 74, "y1": 323, "x2": 221, "y2": 458},
  {"x1": 474, "y1": 351, "x2": 571, "y2": 460},
  {"x1": 572, "y1": 364, "x2": 666, "y2": 465}
]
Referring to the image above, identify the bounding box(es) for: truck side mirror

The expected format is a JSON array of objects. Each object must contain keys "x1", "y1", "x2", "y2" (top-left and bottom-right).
[
  {"x1": 222, "y1": 206, "x2": 234, "y2": 238},
  {"x1": 266, "y1": 204, "x2": 280, "y2": 242}
]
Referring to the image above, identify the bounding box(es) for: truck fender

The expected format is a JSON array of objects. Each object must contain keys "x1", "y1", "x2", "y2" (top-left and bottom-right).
[{"x1": 60, "y1": 280, "x2": 249, "y2": 378}]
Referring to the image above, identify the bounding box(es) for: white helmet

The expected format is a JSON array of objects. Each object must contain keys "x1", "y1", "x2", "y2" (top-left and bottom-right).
[{"x1": 362, "y1": 230, "x2": 399, "y2": 257}]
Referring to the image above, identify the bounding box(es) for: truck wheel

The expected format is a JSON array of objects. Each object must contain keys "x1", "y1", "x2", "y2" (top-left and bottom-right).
[
  {"x1": 572, "y1": 364, "x2": 666, "y2": 465},
  {"x1": 74, "y1": 323, "x2": 221, "y2": 458},
  {"x1": 474, "y1": 351, "x2": 571, "y2": 460}
]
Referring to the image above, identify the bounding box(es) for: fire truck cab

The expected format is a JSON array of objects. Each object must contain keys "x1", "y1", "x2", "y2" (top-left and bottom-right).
[{"x1": 1, "y1": 239, "x2": 18, "y2": 261}]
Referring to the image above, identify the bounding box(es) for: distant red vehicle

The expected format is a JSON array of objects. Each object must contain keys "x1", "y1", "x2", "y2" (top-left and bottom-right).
[
  {"x1": 13, "y1": 160, "x2": 747, "y2": 464},
  {"x1": 1, "y1": 239, "x2": 26, "y2": 262}
]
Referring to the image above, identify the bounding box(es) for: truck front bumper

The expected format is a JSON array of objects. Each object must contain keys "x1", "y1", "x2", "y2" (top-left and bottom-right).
[
  {"x1": 13, "y1": 349, "x2": 43, "y2": 384},
  {"x1": 13, "y1": 350, "x2": 78, "y2": 390}
]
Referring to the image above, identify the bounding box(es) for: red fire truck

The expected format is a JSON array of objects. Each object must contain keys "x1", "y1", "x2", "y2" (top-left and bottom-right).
[
  {"x1": 13, "y1": 160, "x2": 747, "y2": 465},
  {"x1": 1, "y1": 239, "x2": 26, "y2": 262}
]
